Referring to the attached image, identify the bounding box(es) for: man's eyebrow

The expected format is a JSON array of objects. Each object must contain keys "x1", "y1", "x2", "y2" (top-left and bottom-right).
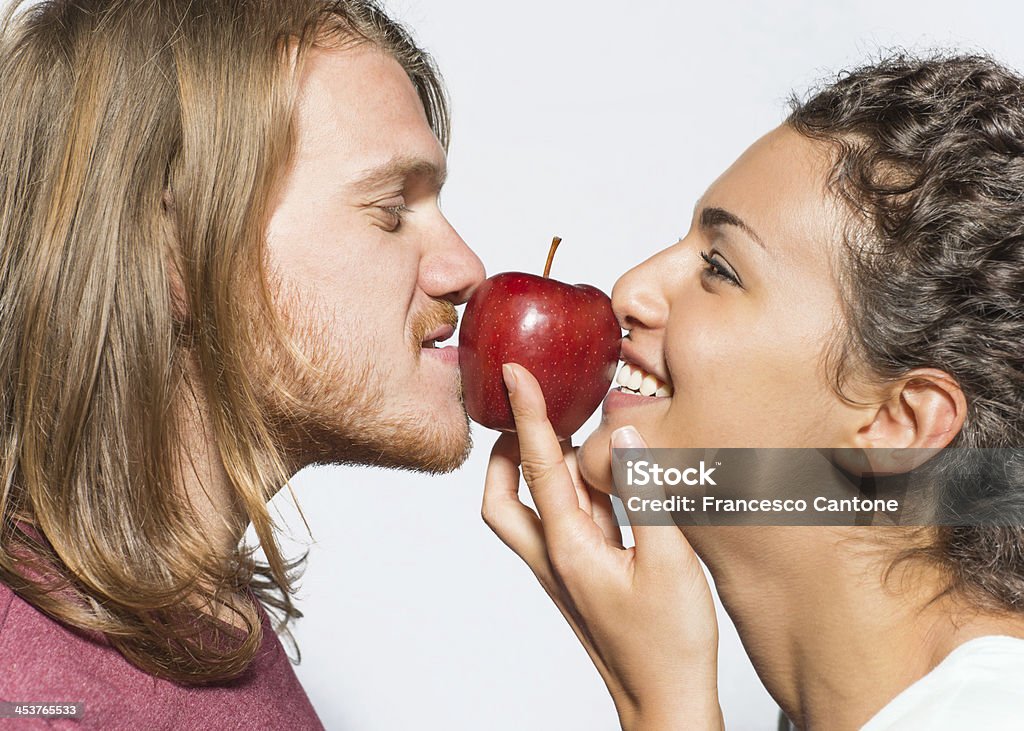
[
  {"x1": 350, "y1": 155, "x2": 447, "y2": 194},
  {"x1": 699, "y1": 206, "x2": 766, "y2": 250}
]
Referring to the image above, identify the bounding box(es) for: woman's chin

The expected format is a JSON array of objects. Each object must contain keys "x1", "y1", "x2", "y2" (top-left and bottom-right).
[{"x1": 578, "y1": 430, "x2": 615, "y2": 495}]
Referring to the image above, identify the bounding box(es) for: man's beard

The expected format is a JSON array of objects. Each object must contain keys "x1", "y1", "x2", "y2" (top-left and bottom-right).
[{"x1": 256, "y1": 276, "x2": 472, "y2": 475}]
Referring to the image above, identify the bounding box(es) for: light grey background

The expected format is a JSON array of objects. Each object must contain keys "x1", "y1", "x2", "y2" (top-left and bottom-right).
[{"x1": 265, "y1": 1, "x2": 1024, "y2": 729}]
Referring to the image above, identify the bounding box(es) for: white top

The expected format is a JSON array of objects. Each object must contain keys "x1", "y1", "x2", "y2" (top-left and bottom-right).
[{"x1": 859, "y1": 635, "x2": 1024, "y2": 730}]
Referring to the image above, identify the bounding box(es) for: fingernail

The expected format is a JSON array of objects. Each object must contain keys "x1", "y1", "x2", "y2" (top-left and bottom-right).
[
  {"x1": 611, "y1": 426, "x2": 644, "y2": 449},
  {"x1": 502, "y1": 363, "x2": 517, "y2": 394}
]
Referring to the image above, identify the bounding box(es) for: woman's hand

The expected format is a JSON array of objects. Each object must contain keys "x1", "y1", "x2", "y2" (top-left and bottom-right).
[{"x1": 482, "y1": 363, "x2": 724, "y2": 731}]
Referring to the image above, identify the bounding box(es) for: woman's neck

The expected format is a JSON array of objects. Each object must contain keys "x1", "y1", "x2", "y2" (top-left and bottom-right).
[{"x1": 692, "y1": 526, "x2": 1024, "y2": 730}]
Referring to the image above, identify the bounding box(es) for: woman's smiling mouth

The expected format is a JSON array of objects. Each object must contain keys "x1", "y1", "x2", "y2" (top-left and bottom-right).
[
  {"x1": 603, "y1": 361, "x2": 673, "y2": 412},
  {"x1": 614, "y1": 362, "x2": 673, "y2": 398}
]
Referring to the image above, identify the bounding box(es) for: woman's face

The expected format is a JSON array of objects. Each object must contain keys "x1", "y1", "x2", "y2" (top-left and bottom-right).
[{"x1": 579, "y1": 124, "x2": 875, "y2": 494}]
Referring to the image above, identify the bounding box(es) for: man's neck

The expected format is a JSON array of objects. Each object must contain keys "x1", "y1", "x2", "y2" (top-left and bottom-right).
[
  {"x1": 180, "y1": 430, "x2": 249, "y2": 558},
  {"x1": 176, "y1": 368, "x2": 252, "y2": 561},
  {"x1": 694, "y1": 526, "x2": 1024, "y2": 730}
]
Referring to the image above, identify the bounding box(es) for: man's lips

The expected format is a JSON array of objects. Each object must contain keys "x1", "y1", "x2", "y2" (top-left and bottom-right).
[
  {"x1": 421, "y1": 344, "x2": 458, "y2": 365},
  {"x1": 421, "y1": 323, "x2": 456, "y2": 347}
]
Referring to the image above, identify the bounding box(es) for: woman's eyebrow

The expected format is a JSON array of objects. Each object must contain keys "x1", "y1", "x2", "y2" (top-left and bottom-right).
[{"x1": 699, "y1": 206, "x2": 767, "y2": 250}]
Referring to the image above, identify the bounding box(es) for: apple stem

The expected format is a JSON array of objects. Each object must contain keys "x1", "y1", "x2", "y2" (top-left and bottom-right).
[{"x1": 543, "y1": 236, "x2": 562, "y2": 279}]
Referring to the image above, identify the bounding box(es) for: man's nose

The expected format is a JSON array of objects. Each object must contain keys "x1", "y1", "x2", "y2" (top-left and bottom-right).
[{"x1": 420, "y1": 219, "x2": 487, "y2": 305}]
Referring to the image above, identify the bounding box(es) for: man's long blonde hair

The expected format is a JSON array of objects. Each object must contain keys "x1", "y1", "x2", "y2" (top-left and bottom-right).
[{"x1": 0, "y1": 0, "x2": 449, "y2": 683}]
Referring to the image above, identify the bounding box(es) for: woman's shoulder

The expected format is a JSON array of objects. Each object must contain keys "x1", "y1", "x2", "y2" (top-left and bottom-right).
[{"x1": 860, "y1": 635, "x2": 1024, "y2": 731}]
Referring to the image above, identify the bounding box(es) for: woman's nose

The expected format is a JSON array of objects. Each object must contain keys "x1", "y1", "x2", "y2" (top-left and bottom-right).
[{"x1": 611, "y1": 250, "x2": 671, "y2": 333}]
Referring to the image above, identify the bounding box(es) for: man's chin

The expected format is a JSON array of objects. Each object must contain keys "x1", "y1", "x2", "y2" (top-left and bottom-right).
[
  {"x1": 399, "y1": 426, "x2": 473, "y2": 475},
  {"x1": 398, "y1": 408, "x2": 473, "y2": 474},
  {"x1": 305, "y1": 411, "x2": 473, "y2": 474}
]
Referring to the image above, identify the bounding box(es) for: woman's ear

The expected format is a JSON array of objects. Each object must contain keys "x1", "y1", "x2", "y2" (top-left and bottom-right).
[
  {"x1": 833, "y1": 368, "x2": 966, "y2": 475},
  {"x1": 856, "y1": 368, "x2": 966, "y2": 449}
]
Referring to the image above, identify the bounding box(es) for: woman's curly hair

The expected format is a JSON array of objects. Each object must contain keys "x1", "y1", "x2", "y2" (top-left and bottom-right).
[{"x1": 787, "y1": 53, "x2": 1024, "y2": 612}]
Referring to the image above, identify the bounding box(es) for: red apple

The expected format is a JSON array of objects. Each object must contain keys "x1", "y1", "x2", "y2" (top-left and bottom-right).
[{"x1": 459, "y1": 237, "x2": 622, "y2": 439}]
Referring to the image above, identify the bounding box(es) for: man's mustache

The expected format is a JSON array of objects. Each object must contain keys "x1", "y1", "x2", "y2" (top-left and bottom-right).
[{"x1": 411, "y1": 299, "x2": 459, "y2": 348}]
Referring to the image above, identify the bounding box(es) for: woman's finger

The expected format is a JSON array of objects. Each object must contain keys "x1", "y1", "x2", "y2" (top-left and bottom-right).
[
  {"x1": 481, "y1": 432, "x2": 550, "y2": 569},
  {"x1": 556, "y1": 443, "x2": 623, "y2": 547},
  {"x1": 562, "y1": 444, "x2": 597, "y2": 515},
  {"x1": 610, "y1": 425, "x2": 700, "y2": 572},
  {"x1": 588, "y1": 486, "x2": 624, "y2": 548},
  {"x1": 501, "y1": 363, "x2": 591, "y2": 533},
  {"x1": 482, "y1": 436, "x2": 610, "y2": 672}
]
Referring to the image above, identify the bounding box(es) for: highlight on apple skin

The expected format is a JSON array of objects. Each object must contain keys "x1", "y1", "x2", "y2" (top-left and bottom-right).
[{"x1": 458, "y1": 237, "x2": 622, "y2": 439}]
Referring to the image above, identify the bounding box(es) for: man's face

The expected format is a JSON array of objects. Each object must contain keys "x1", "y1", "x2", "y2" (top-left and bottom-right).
[{"x1": 261, "y1": 43, "x2": 485, "y2": 473}]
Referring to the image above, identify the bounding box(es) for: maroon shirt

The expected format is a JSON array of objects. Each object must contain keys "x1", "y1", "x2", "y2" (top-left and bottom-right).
[{"x1": 0, "y1": 581, "x2": 323, "y2": 729}]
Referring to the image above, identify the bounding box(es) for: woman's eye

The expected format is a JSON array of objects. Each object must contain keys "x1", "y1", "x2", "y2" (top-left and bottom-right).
[
  {"x1": 379, "y1": 203, "x2": 411, "y2": 231},
  {"x1": 699, "y1": 250, "x2": 742, "y2": 287}
]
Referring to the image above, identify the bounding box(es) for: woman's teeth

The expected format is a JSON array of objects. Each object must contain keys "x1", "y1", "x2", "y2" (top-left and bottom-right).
[{"x1": 615, "y1": 363, "x2": 673, "y2": 397}]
